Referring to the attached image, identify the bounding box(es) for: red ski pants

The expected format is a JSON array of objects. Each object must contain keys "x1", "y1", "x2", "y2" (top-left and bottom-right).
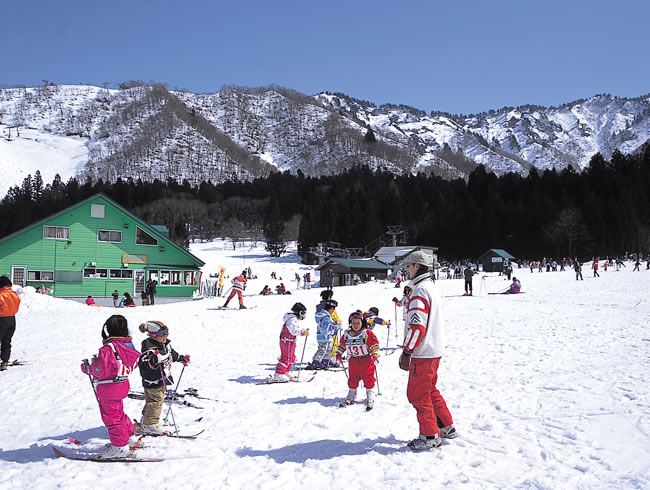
[
  {"x1": 226, "y1": 289, "x2": 243, "y2": 305},
  {"x1": 275, "y1": 340, "x2": 297, "y2": 375},
  {"x1": 348, "y1": 356, "x2": 376, "y2": 389},
  {"x1": 98, "y1": 398, "x2": 134, "y2": 447},
  {"x1": 406, "y1": 357, "x2": 453, "y2": 437}
]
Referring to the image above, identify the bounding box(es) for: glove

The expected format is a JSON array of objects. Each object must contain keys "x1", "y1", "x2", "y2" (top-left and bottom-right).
[
  {"x1": 336, "y1": 353, "x2": 343, "y2": 364},
  {"x1": 399, "y1": 350, "x2": 412, "y2": 371},
  {"x1": 179, "y1": 355, "x2": 191, "y2": 366},
  {"x1": 80, "y1": 359, "x2": 90, "y2": 374},
  {"x1": 91, "y1": 354, "x2": 98, "y2": 363},
  {"x1": 392, "y1": 297, "x2": 398, "y2": 303},
  {"x1": 300, "y1": 328, "x2": 309, "y2": 336}
]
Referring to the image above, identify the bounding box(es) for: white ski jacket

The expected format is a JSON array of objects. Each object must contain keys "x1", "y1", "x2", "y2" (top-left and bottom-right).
[{"x1": 403, "y1": 273, "x2": 444, "y2": 359}]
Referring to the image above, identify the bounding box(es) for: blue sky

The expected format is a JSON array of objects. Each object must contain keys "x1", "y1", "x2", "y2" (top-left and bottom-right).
[{"x1": 3, "y1": 0, "x2": 649, "y2": 115}]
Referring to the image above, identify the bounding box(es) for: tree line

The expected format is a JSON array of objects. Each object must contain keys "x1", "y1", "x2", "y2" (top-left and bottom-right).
[{"x1": 1, "y1": 144, "x2": 649, "y2": 262}]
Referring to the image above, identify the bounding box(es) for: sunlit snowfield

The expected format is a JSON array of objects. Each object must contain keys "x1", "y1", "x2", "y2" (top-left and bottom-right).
[{"x1": 1, "y1": 241, "x2": 648, "y2": 489}]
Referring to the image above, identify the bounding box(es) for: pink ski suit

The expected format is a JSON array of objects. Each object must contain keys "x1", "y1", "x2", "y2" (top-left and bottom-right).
[
  {"x1": 275, "y1": 313, "x2": 305, "y2": 375},
  {"x1": 87, "y1": 337, "x2": 140, "y2": 447}
]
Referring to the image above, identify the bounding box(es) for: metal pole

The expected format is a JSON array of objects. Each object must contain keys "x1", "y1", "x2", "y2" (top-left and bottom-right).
[
  {"x1": 295, "y1": 336, "x2": 308, "y2": 381},
  {"x1": 159, "y1": 362, "x2": 179, "y2": 435}
]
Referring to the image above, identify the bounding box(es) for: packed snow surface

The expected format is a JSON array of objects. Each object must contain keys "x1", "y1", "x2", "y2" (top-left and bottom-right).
[{"x1": 1, "y1": 241, "x2": 649, "y2": 488}]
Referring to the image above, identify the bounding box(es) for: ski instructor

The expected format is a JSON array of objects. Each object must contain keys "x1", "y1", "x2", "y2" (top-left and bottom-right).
[{"x1": 399, "y1": 251, "x2": 456, "y2": 450}]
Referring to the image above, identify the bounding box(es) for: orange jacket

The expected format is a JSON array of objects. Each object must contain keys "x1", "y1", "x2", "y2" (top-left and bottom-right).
[{"x1": 0, "y1": 286, "x2": 21, "y2": 317}]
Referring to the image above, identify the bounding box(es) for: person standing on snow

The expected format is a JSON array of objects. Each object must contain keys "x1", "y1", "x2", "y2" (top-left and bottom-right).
[
  {"x1": 308, "y1": 299, "x2": 339, "y2": 369},
  {"x1": 223, "y1": 270, "x2": 247, "y2": 309},
  {"x1": 463, "y1": 264, "x2": 474, "y2": 296},
  {"x1": 574, "y1": 260, "x2": 583, "y2": 280},
  {"x1": 592, "y1": 258, "x2": 600, "y2": 277},
  {"x1": 0, "y1": 276, "x2": 20, "y2": 371},
  {"x1": 274, "y1": 303, "x2": 309, "y2": 382},
  {"x1": 80, "y1": 315, "x2": 140, "y2": 458},
  {"x1": 399, "y1": 251, "x2": 455, "y2": 451},
  {"x1": 137, "y1": 321, "x2": 190, "y2": 435},
  {"x1": 336, "y1": 310, "x2": 380, "y2": 410}
]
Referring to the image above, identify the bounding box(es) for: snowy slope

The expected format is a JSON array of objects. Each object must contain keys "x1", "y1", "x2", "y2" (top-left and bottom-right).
[{"x1": 1, "y1": 241, "x2": 649, "y2": 488}]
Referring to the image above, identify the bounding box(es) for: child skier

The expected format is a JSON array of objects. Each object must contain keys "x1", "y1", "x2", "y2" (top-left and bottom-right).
[
  {"x1": 80, "y1": 315, "x2": 141, "y2": 458},
  {"x1": 307, "y1": 299, "x2": 339, "y2": 369},
  {"x1": 337, "y1": 311, "x2": 380, "y2": 410},
  {"x1": 363, "y1": 307, "x2": 391, "y2": 330},
  {"x1": 273, "y1": 302, "x2": 309, "y2": 382},
  {"x1": 137, "y1": 321, "x2": 190, "y2": 435}
]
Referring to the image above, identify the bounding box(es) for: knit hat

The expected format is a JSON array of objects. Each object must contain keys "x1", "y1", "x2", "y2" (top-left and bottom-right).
[{"x1": 139, "y1": 320, "x2": 169, "y2": 337}]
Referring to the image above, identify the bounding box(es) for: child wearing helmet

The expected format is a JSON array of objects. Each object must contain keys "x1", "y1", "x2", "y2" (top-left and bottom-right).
[
  {"x1": 363, "y1": 307, "x2": 391, "y2": 330},
  {"x1": 80, "y1": 315, "x2": 141, "y2": 459},
  {"x1": 137, "y1": 321, "x2": 190, "y2": 435},
  {"x1": 308, "y1": 298, "x2": 340, "y2": 369},
  {"x1": 273, "y1": 302, "x2": 309, "y2": 382},
  {"x1": 337, "y1": 310, "x2": 380, "y2": 410}
]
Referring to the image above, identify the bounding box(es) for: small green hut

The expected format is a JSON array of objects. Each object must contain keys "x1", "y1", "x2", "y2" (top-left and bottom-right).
[{"x1": 0, "y1": 193, "x2": 204, "y2": 299}]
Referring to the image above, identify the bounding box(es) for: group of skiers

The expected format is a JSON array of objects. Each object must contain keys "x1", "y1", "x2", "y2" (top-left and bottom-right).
[
  {"x1": 81, "y1": 316, "x2": 190, "y2": 459},
  {"x1": 272, "y1": 250, "x2": 456, "y2": 450}
]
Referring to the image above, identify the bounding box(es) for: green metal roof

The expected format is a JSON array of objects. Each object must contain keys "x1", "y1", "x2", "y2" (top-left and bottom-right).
[
  {"x1": 317, "y1": 257, "x2": 392, "y2": 271},
  {"x1": 480, "y1": 249, "x2": 515, "y2": 260},
  {"x1": 0, "y1": 193, "x2": 205, "y2": 267}
]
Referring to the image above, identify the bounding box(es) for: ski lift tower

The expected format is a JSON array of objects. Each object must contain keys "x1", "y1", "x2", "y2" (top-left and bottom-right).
[{"x1": 386, "y1": 226, "x2": 404, "y2": 247}]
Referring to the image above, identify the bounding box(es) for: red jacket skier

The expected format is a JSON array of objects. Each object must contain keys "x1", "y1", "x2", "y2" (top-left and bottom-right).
[
  {"x1": 337, "y1": 311, "x2": 380, "y2": 410},
  {"x1": 223, "y1": 271, "x2": 247, "y2": 309},
  {"x1": 274, "y1": 303, "x2": 309, "y2": 382}
]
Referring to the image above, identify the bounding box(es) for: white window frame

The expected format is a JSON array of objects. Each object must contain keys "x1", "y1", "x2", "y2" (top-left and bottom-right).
[
  {"x1": 98, "y1": 229, "x2": 122, "y2": 243},
  {"x1": 136, "y1": 226, "x2": 158, "y2": 246},
  {"x1": 109, "y1": 269, "x2": 133, "y2": 279},
  {"x1": 43, "y1": 226, "x2": 70, "y2": 240},
  {"x1": 27, "y1": 270, "x2": 54, "y2": 282},
  {"x1": 184, "y1": 271, "x2": 198, "y2": 286},
  {"x1": 83, "y1": 268, "x2": 108, "y2": 279},
  {"x1": 90, "y1": 204, "x2": 105, "y2": 218}
]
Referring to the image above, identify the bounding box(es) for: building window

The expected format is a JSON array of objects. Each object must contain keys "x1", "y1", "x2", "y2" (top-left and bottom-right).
[
  {"x1": 98, "y1": 230, "x2": 122, "y2": 243},
  {"x1": 44, "y1": 226, "x2": 70, "y2": 240},
  {"x1": 27, "y1": 270, "x2": 54, "y2": 282},
  {"x1": 160, "y1": 270, "x2": 182, "y2": 285},
  {"x1": 90, "y1": 204, "x2": 105, "y2": 218},
  {"x1": 184, "y1": 271, "x2": 198, "y2": 286},
  {"x1": 110, "y1": 269, "x2": 133, "y2": 279},
  {"x1": 136, "y1": 226, "x2": 158, "y2": 246},
  {"x1": 83, "y1": 268, "x2": 108, "y2": 278}
]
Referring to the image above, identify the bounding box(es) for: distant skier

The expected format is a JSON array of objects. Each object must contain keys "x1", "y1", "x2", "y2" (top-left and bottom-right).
[
  {"x1": 574, "y1": 261, "x2": 583, "y2": 281},
  {"x1": 223, "y1": 271, "x2": 247, "y2": 309},
  {"x1": 80, "y1": 315, "x2": 140, "y2": 459},
  {"x1": 592, "y1": 258, "x2": 600, "y2": 277},
  {"x1": 463, "y1": 264, "x2": 474, "y2": 296},
  {"x1": 273, "y1": 303, "x2": 309, "y2": 382}
]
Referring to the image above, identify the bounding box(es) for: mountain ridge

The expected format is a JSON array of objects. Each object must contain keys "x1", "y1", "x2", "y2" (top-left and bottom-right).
[{"x1": 1, "y1": 83, "x2": 648, "y2": 196}]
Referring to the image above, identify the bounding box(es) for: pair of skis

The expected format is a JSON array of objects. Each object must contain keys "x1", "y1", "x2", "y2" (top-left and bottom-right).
[{"x1": 54, "y1": 418, "x2": 205, "y2": 462}]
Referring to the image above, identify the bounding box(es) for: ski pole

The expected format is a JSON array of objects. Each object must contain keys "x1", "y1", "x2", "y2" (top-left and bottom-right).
[
  {"x1": 394, "y1": 303, "x2": 399, "y2": 339},
  {"x1": 296, "y1": 336, "x2": 308, "y2": 381},
  {"x1": 165, "y1": 363, "x2": 186, "y2": 419},
  {"x1": 159, "y1": 359, "x2": 179, "y2": 435},
  {"x1": 82, "y1": 359, "x2": 99, "y2": 401},
  {"x1": 375, "y1": 367, "x2": 382, "y2": 396}
]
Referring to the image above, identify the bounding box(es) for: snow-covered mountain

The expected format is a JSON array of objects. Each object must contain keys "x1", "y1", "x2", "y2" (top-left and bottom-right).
[{"x1": 1, "y1": 83, "x2": 648, "y2": 197}]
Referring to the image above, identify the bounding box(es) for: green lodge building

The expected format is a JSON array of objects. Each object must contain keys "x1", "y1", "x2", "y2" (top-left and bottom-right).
[{"x1": 0, "y1": 193, "x2": 205, "y2": 300}]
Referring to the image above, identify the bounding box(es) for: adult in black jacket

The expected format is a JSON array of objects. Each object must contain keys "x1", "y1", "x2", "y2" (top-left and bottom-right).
[{"x1": 463, "y1": 265, "x2": 474, "y2": 296}]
